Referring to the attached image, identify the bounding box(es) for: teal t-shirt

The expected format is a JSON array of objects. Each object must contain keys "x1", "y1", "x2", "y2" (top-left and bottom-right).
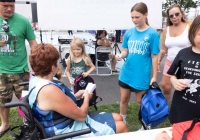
[
  {"x1": 119, "y1": 27, "x2": 160, "y2": 90},
  {"x1": 0, "y1": 13, "x2": 36, "y2": 74}
]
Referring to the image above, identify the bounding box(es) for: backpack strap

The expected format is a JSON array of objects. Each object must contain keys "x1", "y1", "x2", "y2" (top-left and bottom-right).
[
  {"x1": 75, "y1": 75, "x2": 83, "y2": 93},
  {"x1": 9, "y1": 125, "x2": 22, "y2": 139},
  {"x1": 138, "y1": 108, "x2": 148, "y2": 130},
  {"x1": 90, "y1": 96, "x2": 103, "y2": 111},
  {"x1": 151, "y1": 82, "x2": 161, "y2": 91},
  {"x1": 182, "y1": 118, "x2": 200, "y2": 140}
]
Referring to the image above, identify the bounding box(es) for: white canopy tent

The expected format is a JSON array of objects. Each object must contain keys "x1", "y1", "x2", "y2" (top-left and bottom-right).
[
  {"x1": 15, "y1": 0, "x2": 37, "y2": 22},
  {"x1": 15, "y1": 0, "x2": 36, "y2": 3},
  {"x1": 36, "y1": 0, "x2": 162, "y2": 30}
]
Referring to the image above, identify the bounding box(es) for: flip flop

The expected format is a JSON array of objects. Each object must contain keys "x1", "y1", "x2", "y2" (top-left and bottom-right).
[
  {"x1": 112, "y1": 70, "x2": 118, "y2": 73},
  {"x1": 0, "y1": 127, "x2": 10, "y2": 138}
]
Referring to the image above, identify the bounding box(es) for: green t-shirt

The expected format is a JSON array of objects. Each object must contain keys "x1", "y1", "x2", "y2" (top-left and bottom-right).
[
  {"x1": 0, "y1": 13, "x2": 36, "y2": 74},
  {"x1": 71, "y1": 59, "x2": 86, "y2": 79}
]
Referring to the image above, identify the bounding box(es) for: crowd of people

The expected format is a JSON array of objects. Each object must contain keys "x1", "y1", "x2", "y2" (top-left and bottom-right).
[{"x1": 1, "y1": 0, "x2": 200, "y2": 139}]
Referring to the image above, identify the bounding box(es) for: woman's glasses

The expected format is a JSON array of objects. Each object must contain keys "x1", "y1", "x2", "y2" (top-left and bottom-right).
[
  {"x1": 2, "y1": 19, "x2": 9, "y2": 32},
  {"x1": 169, "y1": 12, "x2": 180, "y2": 19}
]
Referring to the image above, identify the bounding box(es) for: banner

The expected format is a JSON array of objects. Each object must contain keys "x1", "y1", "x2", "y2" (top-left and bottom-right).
[{"x1": 37, "y1": 0, "x2": 162, "y2": 30}]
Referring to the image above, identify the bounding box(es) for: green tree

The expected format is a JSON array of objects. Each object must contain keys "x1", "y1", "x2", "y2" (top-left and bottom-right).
[{"x1": 162, "y1": 0, "x2": 200, "y2": 17}]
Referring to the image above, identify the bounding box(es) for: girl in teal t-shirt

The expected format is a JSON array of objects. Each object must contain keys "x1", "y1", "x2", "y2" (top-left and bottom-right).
[{"x1": 115, "y1": 2, "x2": 160, "y2": 123}]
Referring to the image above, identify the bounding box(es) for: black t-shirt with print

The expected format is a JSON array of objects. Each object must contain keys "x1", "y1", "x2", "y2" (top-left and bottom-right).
[{"x1": 167, "y1": 47, "x2": 200, "y2": 124}]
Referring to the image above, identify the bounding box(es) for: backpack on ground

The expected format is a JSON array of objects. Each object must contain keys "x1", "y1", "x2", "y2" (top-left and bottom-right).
[
  {"x1": 139, "y1": 82, "x2": 169, "y2": 130},
  {"x1": 74, "y1": 75, "x2": 102, "y2": 110}
]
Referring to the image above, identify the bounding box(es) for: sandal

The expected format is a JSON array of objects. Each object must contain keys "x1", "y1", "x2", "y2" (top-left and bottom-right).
[
  {"x1": 112, "y1": 70, "x2": 118, "y2": 73},
  {"x1": 0, "y1": 127, "x2": 10, "y2": 138}
]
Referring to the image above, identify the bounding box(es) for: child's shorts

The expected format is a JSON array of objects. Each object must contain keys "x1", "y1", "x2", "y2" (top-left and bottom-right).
[{"x1": 118, "y1": 80, "x2": 142, "y2": 92}]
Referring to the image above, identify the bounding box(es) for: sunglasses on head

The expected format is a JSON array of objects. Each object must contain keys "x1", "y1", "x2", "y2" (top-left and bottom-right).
[
  {"x1": 2, "y1": 19, "x2": 9, "y2": 32},
  {"x1": 169, "y1": 12, "x2": 180, "y2": 19}
]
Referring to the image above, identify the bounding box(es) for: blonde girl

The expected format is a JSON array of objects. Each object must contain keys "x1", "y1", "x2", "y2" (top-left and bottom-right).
[{"x1": 66, "y1": 38, "x2": 95, "y2": 88}]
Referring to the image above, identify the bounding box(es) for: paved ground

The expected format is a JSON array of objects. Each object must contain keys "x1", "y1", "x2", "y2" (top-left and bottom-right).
[
  {"x1": 12, "y1": 31, "x2": 168, "y2": 105},
  {"x1": 61, "y1": 56, "x2": 167, "y2": 105}
]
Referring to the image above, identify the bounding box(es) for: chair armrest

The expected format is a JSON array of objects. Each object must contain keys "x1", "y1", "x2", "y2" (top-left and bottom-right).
[
  {"x1": 96, "y1": 46, "x2": 113, "y2": 53},
  {"x1": 43, "y1": 128, "x2": 91, "y2": 140},
  {"x1": 18, "y1": 81, "x2": 29, "y2": 86},
  {"x1": 5, "y1": 101, "x2": 36, "y2": 132}
]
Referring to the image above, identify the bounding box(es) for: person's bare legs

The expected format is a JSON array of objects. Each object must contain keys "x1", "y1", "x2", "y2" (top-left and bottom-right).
[
  {"x1": 0, "y1": 107, "x2": 10, "y2": 132},
  {"x1": 109, "y1": 54, "x2": 117, "y2": 71},
  {"x1": 115, "y1": 120, "x2": 129, "y2": 133},
  {"x1": 112, "y1": 113, "x2": 129, "y2": 133},
  {"x1": 111, "y1": 55, "x2": 117, "y2": 71},
  {"x1": 161, "y1": 75, "x2": 172, "y2": 102},
  {"x1": 112, "y1": 113, "x2": 124, "y2": 121},
  {"x1": 135, "y1": 90, "x2": 147, "y2": 106},
  {"x1": 120, "y1": 87, "x2": 131, "y2": 115}
]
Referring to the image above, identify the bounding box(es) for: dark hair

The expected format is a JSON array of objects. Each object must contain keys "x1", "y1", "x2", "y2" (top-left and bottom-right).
[
  {"x1": 166, "y1": 4, "x2": 187, "y2": 26},
  {"x1": 130, "y1": 2, "x2": 149, "y2": 25},
  {"x1": 188, "y1": 15, "x2": 200, "y2": 47},
  {"x1": 29, "y1": 43, "x2": 60, "y2": 76},
  {"x1": 95, "y1": 30, "x2": 107, "y2": 39}
]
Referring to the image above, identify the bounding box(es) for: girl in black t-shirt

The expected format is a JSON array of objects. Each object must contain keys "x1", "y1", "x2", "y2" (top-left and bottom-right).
[{"x1": 167, "y1": 15, "x2": 200, "y2": 124}]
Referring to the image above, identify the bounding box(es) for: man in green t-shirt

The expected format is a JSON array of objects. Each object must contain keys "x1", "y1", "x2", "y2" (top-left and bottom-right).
[{"x1": 0, "y1": 0, "x2": 37, "y2": 137}]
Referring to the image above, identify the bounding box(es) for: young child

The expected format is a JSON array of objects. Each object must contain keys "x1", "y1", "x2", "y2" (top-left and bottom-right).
[
  {"x1": 66, "y1": 38, "x2": 95, "y2": 91},
  {"x1": 167, "y1": 15, "x2": 200, "y2": 124},
  {"x1": 54, "y1": 66, "x2": 62, "y2": 81}
]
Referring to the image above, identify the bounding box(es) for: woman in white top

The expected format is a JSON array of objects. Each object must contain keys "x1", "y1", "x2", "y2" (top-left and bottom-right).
[{"x1": 158, "y1": 4, "x2": 190, "y2": 101}]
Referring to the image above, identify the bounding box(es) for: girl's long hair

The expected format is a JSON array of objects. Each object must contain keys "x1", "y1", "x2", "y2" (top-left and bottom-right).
[
  {"x1": 69, "y1": 37, "x2": 89, "y2": 65},
  {"x1": 131, "y1": 2, "x2": 149, "y2": 26},
  {"x1": 166, "y1": 4, "x2": 187, "y2": 26}
]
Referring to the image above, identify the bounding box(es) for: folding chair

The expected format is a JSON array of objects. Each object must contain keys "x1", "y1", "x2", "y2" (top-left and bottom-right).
[{"x1": 96, "y1": 46, "x2": 113, "y2": 76}]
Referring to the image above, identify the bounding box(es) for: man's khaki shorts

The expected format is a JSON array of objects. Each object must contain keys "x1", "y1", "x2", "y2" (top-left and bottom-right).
[{"x1": 0, "y1": 72, "x2": 29, "y2": 106}]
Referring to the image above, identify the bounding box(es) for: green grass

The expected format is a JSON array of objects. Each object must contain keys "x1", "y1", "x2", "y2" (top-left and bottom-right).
[
  {"x1": 89, "y1": 102, "x2": 171, "y2": 131},
  {"x1": 2, "y1": 102, "x2": 171, "y2": 139},
  {"x1": 1, "y1": 108, "x2": 23, "y2": 140}
]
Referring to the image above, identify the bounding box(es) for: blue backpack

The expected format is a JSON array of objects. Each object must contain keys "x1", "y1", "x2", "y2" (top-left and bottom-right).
[{"x1": 139, "y1": 82, "x2": 169, "y2": 130}]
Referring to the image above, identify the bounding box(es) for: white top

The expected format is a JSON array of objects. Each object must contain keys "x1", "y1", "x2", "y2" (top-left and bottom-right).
[{"x1": 165, "y1": 25, "x2": 190, "y2": 61}]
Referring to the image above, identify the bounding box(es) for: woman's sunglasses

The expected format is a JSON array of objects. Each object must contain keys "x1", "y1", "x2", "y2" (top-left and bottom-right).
[{"x1": 169, "y1": 12, "x2": 180, "y2": 19}]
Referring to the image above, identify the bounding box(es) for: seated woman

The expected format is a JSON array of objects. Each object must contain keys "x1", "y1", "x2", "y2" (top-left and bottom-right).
[
  {"x1": 95, "y1": 30, "x2": 118, "y2": 72},
  {"x1": 28, "y1": 43, "x2": 128, "y2": 138}
]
